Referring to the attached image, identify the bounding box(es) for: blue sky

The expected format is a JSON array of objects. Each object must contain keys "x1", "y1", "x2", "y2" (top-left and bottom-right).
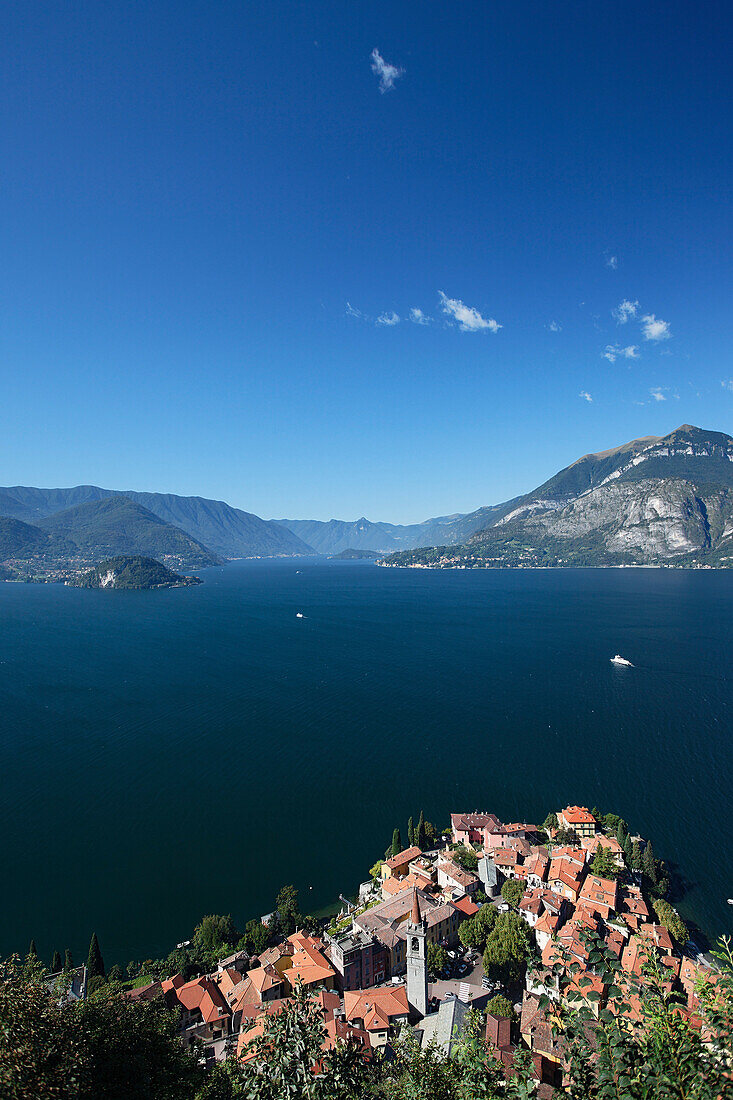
[{"x1": 1, "y1": 1, "x2": 731, "y2": 522}]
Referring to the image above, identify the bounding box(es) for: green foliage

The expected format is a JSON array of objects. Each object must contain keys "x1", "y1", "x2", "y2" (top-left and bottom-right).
[
  {"x1": 450, "y1": 846, "x2": 479, "y2": 873},
  {"x1": 244, "y1": 918, "x2": 271, "y2": 956},
  {"x1": 643, "y1": 840, "x2": 658, "y2": 883},
  {"x1": 192, "y1": 914, "x2": 239, "y2": 968},
  {"x1": 631, "y1": 839, "x2": 643, "y2": 870},
  {"x1": 407, "y1": 816, "x2": 414, "y2": 847},
  {"x1": 76, "y1": 556, "x2": 199, "y2": 590},
  {"x1": 63, "y1": 949, "x2": 73, "y2": 971},
  {"x1": 590, "y1": 846, "x2": 619, "y2": 879},
  {"x1": 542, "y1": 811, "x2": 558, "y2": 831},
  {"x1": 426, "y1": 942, "x2": 449, "y2": 979},
  {"x1": 391, "y1": 828, "x2": 402, "y2": 858},
  {"x1": 555, "y1": 827, "x2": 580, "y2": 846},
  {"x1": 652, "y1": 898, "x2": 688, "y2": 945},
  {"x1": 86, "y1": 933, "x2": 105, "y2": 981},
  {"x1": 0, "y1": 955, "x2": 203, "y2": 1100},
  {"x1": 458, "y1": 904, "x2": 498, "y2": 952},
  {"x1": 500, "y1": 879, "x2": 525, "y2": 909},
  {"x1": 50, "y1": 951, "x2": 62, "y2": 975},
  {"x1": 483, "y1": 911, "x2": 531, "y2": 986},
  {"x1": 275, "y1": 884, "x2": 301, "y2": 937},
  {"x1": 416, "y1": 810, "x2": 426, "y2": 850},
  {"x1": 27, "y1": 941, "x2": 37, "y2": 962},
  {"x1": 485, "y1": 993, "x2": 514, "y2": 1018}
]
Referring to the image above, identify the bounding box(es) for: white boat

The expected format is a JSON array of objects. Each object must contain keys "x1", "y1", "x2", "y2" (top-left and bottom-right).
[
  {"x1": 611, "y1": 655, "x2": 633, "y2": 667},
  {"x1": 296, "y1": 612, "x2": 305, "y2": 619}
]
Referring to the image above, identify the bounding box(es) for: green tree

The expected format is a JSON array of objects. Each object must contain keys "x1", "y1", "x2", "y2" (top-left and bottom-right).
[
  {"x1": 591, "y1": 846, "x2": 619, "y2": 879},
  {"x1": 244, "y1": 918, "x2": 271, "y2": 956},
  {"x1": 86, "y1": 933, "x2": 105, "y2": 982},
  {"x1": 426, "y1": 942, "x2": 449, "y2": 979},
  {"x1": 555, "y1": 827, "x2": 580, "y2": 846},
  {"x1": 369, "y1": 859, "x2": 383, "y2": 882},
  {"x1": 407, "y1": 816, "x2": 414, "y2": 847},
  {"x1": 643, "y1": 840, "x2": 658, "y2": 884},
  {"x1": 500, "y1": 879, "x2": 525, "y2": 909},
  {"x1": 486, "y1": 993, "x2": 514, "y2": 1018},
  {"x1": 623, "y1": 833, "x2": 634, "y2": 866},
  {"x1": 451, "y1": 845, "x2": 479, "y2": 873},
  {"x1": 483, "y1": 911, "x2": 530, "y2": 986},
  {"x1": 631, "y1": 839, "x2": 643, "y2": 871},
  {"x1": 63, "y1": 949, "x2": 73, "y2": 972},
  {"x1": 275, "y1": 885, "x2": 301, "y2": 937},
  {"x1": 107, "y1": 964, "x2": 123, "y2": 983},
  {"x1": 542, "y1": 811, "x2": 558, "y2": 832},
  {"x1": 193, "y1": 914, "x2": 238, "y2": 966},
  {"x1": 416, "y1": 810, "x2": 426, "y2": 850},
  {"x1": 391, "y1": 828, "x2": 402, "y2": 858},
  {"x1": 616, "y1": 820, "x2": 628, "y2": 847},
  {"x1": 653, "y1": 898, "x2": 688, "y2": 945},
  {"x1": 27, "y1": 940, "x2": 37, "y2": 962},
  {"x1": 50, "y1": 950, "x2": 62, "y2": 975}
]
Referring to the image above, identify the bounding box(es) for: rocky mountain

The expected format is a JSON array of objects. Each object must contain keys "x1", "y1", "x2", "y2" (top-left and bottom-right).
[
  {"x1": 276, "y1": 500, "x2": 519, "y2": 556},
  {"x1": 71, "y1": 555, "x2": 201, "y2": 590},
  {"x1": 382, "y1": 426, "x2": 733, "y2": 569},
  {"x1": 0, "y1": 485, "x2": 313, "y2": 559}
]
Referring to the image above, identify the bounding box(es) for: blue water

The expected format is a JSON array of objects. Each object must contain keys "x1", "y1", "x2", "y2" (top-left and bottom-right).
[{"x1": 0, "y1": 559, "x2": 731, "y2": 966}]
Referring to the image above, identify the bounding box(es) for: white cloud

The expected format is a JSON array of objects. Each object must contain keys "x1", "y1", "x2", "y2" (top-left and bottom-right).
[
  {"x1": 603, "y1": 344, "x2": 640, "y2": 363},
  {"x1": 722, "y1": 380, "x2": 733, "y2": 392},
  {"x1": 606, "y1": 254, "x2": 618, "y2": 270},
  {"x1": 641, "y1": 314, "x2": 671, "y2": 341},
  {"x1": 409, "y1": 308, "x2": 431, "y2": 325},
  {"x1": 579, "y1": 391, "x2": 593, "y2": 402},
  {"x1": 649, "y1": 387, "x2": 667, "y2": 402},
  {"x1": 613, "y1": 299, "x2": 638, "y2": 324},
  {"x1": 370, "y1": 48, "x2": 404, "y2": 93},
  {"x1": 346, "y1": 302, "x2": 363, "y2": 319},
  {"x1": 438, "y1": 291, "x2": 501, "y2": 333},
  {"x1": 376, "y1": 310, "x2": 400, "y2": 326},
  {"x1": 548, "y1": 321, "x2": 561, "y2": 332}
]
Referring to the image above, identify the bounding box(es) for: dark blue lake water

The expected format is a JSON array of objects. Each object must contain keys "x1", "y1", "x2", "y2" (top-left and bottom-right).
[{"x1": 0, "y1": 560, "x2": 731, "y2": 966}]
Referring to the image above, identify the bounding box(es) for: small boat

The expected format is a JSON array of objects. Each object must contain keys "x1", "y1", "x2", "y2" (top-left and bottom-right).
[
  {"x1": 611, "y1": 655, "x2": 633, "y2": 667},
  {"x1": 296, "y1": 612, "x2": 305, "y2": 619}
]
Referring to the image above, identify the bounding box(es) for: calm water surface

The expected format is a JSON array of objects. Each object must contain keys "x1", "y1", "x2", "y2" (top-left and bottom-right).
[{"x1": 0, "y1": 560, "x2": 731, "y2": 964}]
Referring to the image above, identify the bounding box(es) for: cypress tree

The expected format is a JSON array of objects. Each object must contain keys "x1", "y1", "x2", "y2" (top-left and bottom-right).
[
  {"x1": 616, "y1": 822, "x2": 628, "y2": 847},
  {"x1": 391, "y1": 828, "x2": 402, "y2": 857},
  {"x1": 407, "y1": 816, "x2": 414, "y2": 847},
  {"x1": 643, "y1": 841, "x2": 658, "y2": 883},
  {"x1": 416, "y1": 810, "x2": 427, "y2": 850},
  {"x1": 623, "y1": 834, "x2": 633, "y2": 865},
  {"x1": 28, "y1": 939, "x2": 38, "y2": 960},
  {"x1": 50, "y1": 950, "x2": 62, "y2": 974},
  {"x1": 64, "y1": 948, "x2": 74, "y2": 971},
  {"x1": 631, "y1": 840, "x2": 642, "y2": 871},
  {"x1": 86, "y1": 932, "x2": 105, "y2": 980}
]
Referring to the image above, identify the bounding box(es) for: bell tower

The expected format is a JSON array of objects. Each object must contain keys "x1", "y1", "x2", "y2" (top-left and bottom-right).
[{"x1": 406, "y1": 889, "x2": 428, "y2": 1019}]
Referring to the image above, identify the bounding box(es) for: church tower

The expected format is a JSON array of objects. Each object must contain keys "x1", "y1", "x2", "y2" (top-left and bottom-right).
[{"x1": 406, "y1": 889, "x2": 428, "y2": 1019}]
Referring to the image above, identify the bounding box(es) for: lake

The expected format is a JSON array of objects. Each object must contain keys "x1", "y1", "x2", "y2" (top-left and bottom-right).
[{"x1": 0, "y1": 560, "x2": 731, "y2": 966}]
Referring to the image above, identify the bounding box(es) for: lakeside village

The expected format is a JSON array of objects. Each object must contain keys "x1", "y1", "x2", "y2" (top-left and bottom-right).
[{"x1": 42, "y1": 804, "x2": 723, "y2": 1096}]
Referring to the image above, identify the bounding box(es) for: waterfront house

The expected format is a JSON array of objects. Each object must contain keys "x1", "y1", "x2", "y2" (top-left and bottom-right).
[
  {"x1": 557, "y1": 806, "x2": 598, "y2": 839},
  {"x1": 344, "y1": 986, "x2": 410, "y2": 1048}
]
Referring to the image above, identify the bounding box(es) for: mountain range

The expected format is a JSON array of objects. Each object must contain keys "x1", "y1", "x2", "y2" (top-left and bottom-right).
[
  {"x1": 381, "y1": 425, "x2": 733, "y2": 569},
  {"x1": 2, "y1": 424, "x2": 732, "y2": 580}
]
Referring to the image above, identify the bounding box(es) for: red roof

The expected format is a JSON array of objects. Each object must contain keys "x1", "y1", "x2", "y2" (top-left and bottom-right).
[{"x1": 453, "y1": 896, "x2": 480, "y2": 917}]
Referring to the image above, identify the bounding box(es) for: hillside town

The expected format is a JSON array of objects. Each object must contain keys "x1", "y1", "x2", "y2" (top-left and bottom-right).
[{"x1": 110, "y1": 805, "x2": 718, "y2": 1096}]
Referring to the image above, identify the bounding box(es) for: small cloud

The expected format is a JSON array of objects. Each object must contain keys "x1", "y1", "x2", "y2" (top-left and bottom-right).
[
  {"x1": 409, "y1": 308, "x2": 431, "y2": 325},
  {"x1": 649, "y1": 387, "x2": 668, "y2": 402},
  {"x1": 722, "y1": 380, "x2": 733, "y2": 392},
  {"x1": 370, "y1": 48, "x2": 404, "y2": 94},
  {"x1": 641, "y1": 314, "x2": 671, "y2": 341},
  {"x1": 603, "y1": 344, "x2": 640, "y2": 363},
  {"x1": 346, "y1": 302, "x2": 363, "y2": 319},
  {"x1": 376, "y1": 310, "x2": 400, "y2": 326},
  {"x1": 579, "y1": 391, "x2": 593, "y2": 402},
  {"x1": 438, "y1": 291, "x2": 501, "y2": 333},
  {"x1": 548, "y1": 321, "x2": 562, "y2": 332},
  {"x1": 606, "y1": 254, "x2": 618, "y2": 270},
  {"x1": 613, "y1": 299, "x2": 638, "y2": 324}
]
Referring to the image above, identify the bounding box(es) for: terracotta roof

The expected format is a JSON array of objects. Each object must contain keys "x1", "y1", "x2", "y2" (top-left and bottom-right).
[
  {"x1": 283, "y1": 932, "x2": 336, "y2": 989},
  {"x1": 451, "y1": 812, "x2": 502, "y2": 833},
  {"x1": 453, "y1": 896, "x2": 479, "y2": 917},
  {"x1": 437, "y1": 860, "x2": 479, "y2": 888},
  {"x1": 560, "y1": 806, "x2": 597, "y2": 825},
  {"x1": 168, "y1": 976, "x2": 231, "y2": 1025},
  {"x1": 382, "y1": 871, "x2": 435, "y2": 897},
  {"x1": 344, "y1": 986, "x2": 410, "y2": 1032},
  {"x1": 385, "y1": 845, "x2": 423, "y2": 870}
]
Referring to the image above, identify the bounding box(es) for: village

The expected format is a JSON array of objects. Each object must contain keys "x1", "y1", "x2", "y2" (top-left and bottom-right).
[{"x1": 123, "y1": 805, "x2": 717, "y2": 1096}]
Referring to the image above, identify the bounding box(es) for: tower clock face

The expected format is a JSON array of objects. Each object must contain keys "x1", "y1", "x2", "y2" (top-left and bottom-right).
[{"x1": 411, "y1": 937, "x2": 420, "y2": 952}]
